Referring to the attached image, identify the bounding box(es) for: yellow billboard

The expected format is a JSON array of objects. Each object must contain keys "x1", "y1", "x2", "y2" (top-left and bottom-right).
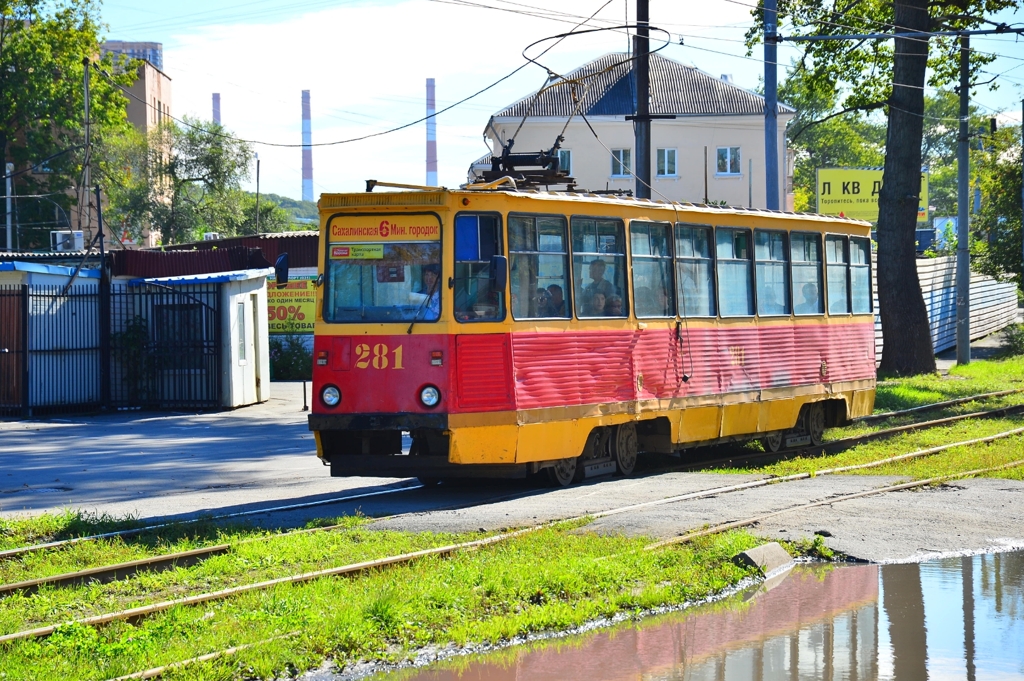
[
  {"x1": 267, "y1": 276, "x2": 316, "y2": 334},
  {"x1": 816, "y1": 168, "x2": 929, "y2": 224}
]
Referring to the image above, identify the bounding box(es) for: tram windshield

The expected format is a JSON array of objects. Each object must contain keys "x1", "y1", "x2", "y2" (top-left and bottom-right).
[{"x1": 324, "y1": 241, "x2": 442, "y2": 323}]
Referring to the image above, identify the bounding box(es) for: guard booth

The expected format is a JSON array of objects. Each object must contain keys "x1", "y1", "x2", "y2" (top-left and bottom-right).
[{"x1": 117, "y1": 270, "x2": 272, "y2": 408}]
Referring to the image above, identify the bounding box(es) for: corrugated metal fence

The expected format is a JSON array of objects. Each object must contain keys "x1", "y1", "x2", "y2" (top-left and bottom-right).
[
  {"x1": 0, "y1": 283, "x2": 222, "y2": 418},
  {"x1": 873, "y1": 256, "x2": 1020, "y2": 359}
]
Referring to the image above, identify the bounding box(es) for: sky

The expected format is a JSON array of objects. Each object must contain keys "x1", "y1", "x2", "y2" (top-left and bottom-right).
[{"x1": 97, "y1": 0, "x2": 1024, "y2": 201}]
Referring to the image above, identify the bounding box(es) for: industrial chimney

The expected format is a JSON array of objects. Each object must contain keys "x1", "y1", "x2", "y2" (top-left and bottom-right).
[
  {"x1": 302, "y1": 90, "x2": 313, "y2": 202},
  {"x1": 212, "y1": 93, "x2": 221, "y2": 124},
  {"x1": 426, "y1": 78, "x2": 437, "y2": 187}
]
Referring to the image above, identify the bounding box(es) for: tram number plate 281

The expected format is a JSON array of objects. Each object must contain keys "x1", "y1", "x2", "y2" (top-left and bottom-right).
[{"x1": 354, "y1": 343, "x2": 405, "y2": 370}]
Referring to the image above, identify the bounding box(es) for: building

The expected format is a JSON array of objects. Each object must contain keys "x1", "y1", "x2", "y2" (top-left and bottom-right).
[
  {"x1": 124, "y1": 60, "x2": 172, "y2": 136},
  {"x1": 102, "y1": 41, "x2": 163, "y2": 70},
  {"x1": 471, "y1": 53, "x2": 796, "y2": 210}
]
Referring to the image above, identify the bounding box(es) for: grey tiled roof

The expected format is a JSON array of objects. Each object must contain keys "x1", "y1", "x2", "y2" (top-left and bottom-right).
[{"x1": 493, "y1": 52, "x2": 794, "y2": 118}]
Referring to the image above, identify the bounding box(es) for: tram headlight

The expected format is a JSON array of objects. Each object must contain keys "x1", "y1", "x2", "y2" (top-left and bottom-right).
[
  {"x1": 419, "y1": 385, "x2": 441, "y2": 408},
  {"x1": 321, "y1": 385, "x2": 341, "y2": 407}
]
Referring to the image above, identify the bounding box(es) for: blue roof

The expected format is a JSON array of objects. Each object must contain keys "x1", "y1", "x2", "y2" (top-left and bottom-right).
[
  {"x1": 0, "y1": 261, "x2": 101, "y2": 278},
  {"x1": 126, "y1": 268, "x2": 274, "y2": 287}
]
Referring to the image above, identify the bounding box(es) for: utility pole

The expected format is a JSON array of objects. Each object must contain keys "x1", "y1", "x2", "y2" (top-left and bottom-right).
[
  {"x1": 763, "y1": 0, "x2": 779, "y2": 210},
  {"x1": 81, "y1": 57, "x2": 91, "y2": 236},
  {"x1": 956, "y1": 36, "x2": 971, "y2": 366},
  {"x1": 5, "y1": 163, "x2": 12, "y2": 251},
  {"x1": 95, "y1": 184, "x2": 110, "y2": 408},
  {"x1": 255, "y1": 153, "x2": 261, "y2": 236},
  {"x1": 1021, "y1": 99, "x2": 1023, "y2": 280},
  {"x1": 634, "y1": 0, "x2": 651, "y2": 199}
]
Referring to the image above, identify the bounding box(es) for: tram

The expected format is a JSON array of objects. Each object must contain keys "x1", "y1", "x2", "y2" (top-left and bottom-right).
[{"x1": 307, "y1": 181, "x2": 876, "y2": 486}]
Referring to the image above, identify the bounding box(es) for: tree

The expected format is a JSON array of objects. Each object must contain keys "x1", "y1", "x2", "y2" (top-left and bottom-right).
[
  {"x1": 0, "y1": 0, "x2": 135, "y2": 249},
  {"x1": 747, "y1": 0, "x2": 1015, "y2": 375},
  {"x1": 100, "y1": 117, "x2": 253, "y2": 244},
  {"x1": 972, "y1": 125, "x2": 1022, "y2": 287}
]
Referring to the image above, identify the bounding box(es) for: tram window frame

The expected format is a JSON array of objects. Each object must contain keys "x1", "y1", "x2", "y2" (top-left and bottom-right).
[
  {"x1": 674, "y1": 223, "x2": 716, "y2": 318},
  {"x1": 453, "y1": 212, "x2": 506, "y2": 323},
  {"x1": 850, "y1": 236, "x2": 873, "y2": 314},
  {"x1": 825, "y1": 234, "x2": 851, "y2": 315},
  {"x1": 790, "y1": 231, "x2": 825, "y2": 316},
  {"x1": 715, "y1": 227, "x2": 755, "y2": 317},
  {"x1": 571, "y1": 215, "x2": 629, "y2": 319},
  {"x1": 508, "y1": 212, "x2": 572, "y2": 320},
  {"x1": 754, "y1": 229, "x2": 791, "y2": 316},
  {"x1": 630, "y1": 221, "x2": 675, "y2": 318}
]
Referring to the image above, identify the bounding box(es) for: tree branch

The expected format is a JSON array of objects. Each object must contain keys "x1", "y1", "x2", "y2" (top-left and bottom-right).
[{"x1": 790, "y1": 100, "x2": 887, "y2": 143}]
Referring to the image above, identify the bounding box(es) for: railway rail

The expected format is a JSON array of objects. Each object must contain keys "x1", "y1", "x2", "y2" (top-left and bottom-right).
[
  {"x1": 2, "y1": 420, "x2": 1023, "y2": 647},
  {"x1": 2, "y1": 392, "x2": 1023, "y2": 604}
]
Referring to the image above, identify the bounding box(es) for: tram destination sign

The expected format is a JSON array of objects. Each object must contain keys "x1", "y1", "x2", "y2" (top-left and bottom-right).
[
  {"x1": 816, "y1": 168, "x2": 929, "y2": 224},
  {"x1": 329, "y1": 214, "x2": 441, "y2": 242}
]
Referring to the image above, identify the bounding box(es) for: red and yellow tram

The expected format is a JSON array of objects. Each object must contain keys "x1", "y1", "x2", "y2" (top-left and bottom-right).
[{"x1": 308, "y1": 184, "x2": 875, "y2": 486}]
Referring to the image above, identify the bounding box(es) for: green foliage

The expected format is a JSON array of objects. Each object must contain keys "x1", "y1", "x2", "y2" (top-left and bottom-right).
[
  {"x1": 259, "y1": 193, "x2": 318, "y2": 223},
  {"x1": 0, "y1": 0, "x2": 136, "y2": 249},
  {"x1": 971, "y1": 125, "x2": 1023, "y2": 288},
  {"x1": 269, "y1": 334, "x2": 312, "y2": 380},
  {"x1": 1003, "y1": 324, "x2": 1024, "y2": 357}
]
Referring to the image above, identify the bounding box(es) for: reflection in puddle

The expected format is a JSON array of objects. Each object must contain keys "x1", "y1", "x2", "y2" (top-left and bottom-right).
[{"x1": 382, "y1": 551, "x2": 1024, "y2": 680}]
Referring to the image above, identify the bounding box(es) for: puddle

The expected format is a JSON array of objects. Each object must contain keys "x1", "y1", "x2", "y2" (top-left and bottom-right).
[
  {"x1": 1, "y1": 487, "x2": 72, "y2": 495},
  {"x1": 377, "y1": 551, "x2": 1024, "y2": 680}
]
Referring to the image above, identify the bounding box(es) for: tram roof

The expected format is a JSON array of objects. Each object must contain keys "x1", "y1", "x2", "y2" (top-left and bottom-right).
[{"x1": 318, "y1": 186, "x2": 871, "y2": 228}]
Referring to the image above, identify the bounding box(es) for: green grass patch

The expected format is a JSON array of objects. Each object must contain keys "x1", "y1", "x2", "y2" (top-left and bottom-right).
[
  {"x1": 0, "y1": 526, "x2": 770, "y2": 681},
  {"x1": 717, "y1": 414, "x2": 1024, "y2": 481},
  {"x1": 874, "y1": 355, "x2": 1024, "y2": 413}
]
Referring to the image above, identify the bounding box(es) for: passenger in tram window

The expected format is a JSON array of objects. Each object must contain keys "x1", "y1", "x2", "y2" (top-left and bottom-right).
[
  {"x1": 585, "y1": 259, "x2": 616, "y2": 300},
  {"x1": 761, "y1": 287, "x2": 787, "y2": 315},
  {"x1": 535, "y1": 287, "x2": 552, "y2": 315},
  {"x1": 605, "y1": 294, "x2": 624, "y2": 316},
  {"x1": 795, "y1": 282, "x2": 820, "y2": 315},
  {"x1": 546, "y1": 284, "x2": 567, "y2": 317},
  {"x1": 587, "y1": 292, "x2": 607, "y2": 316}
]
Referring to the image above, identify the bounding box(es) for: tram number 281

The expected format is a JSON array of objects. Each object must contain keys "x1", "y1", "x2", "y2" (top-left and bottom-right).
[{"x1": 354, "y1": 343, "x2": 404, "y2": 370}]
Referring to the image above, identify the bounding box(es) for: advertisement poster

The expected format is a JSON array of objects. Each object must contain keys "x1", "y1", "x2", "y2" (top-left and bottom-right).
[
  {"x1": 267, "y1": 275, "x2": 316, "y2": 334},
  {"x1": 816, "y1": 168, "x2": 929, "y2": 224}
]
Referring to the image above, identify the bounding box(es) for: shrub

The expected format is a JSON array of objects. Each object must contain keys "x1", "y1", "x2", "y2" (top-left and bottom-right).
[
  {"x1": 1003, "y1": 323, "x2": 1024, "y2": 357},
  {"x1": 269, "y1": 333, "x2": 312, "y2": 380}
]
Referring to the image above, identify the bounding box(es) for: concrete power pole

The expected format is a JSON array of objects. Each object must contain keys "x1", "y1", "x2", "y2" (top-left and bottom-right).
[
  {"x1": 634, "y1": 0, "x2": 651, "y2": 199},
  {"x1": 81, "y1": 57, "x2": 91, "y2": 234},
  {"x1": 956, "y1": 36, "x2": 971, "y2": 365},
  {"x1": 426, "y1": 78, "x2": 437, "y2": 187},
  {"x1": 763, "y1": 0, "x2": 779, "y2": 210}
]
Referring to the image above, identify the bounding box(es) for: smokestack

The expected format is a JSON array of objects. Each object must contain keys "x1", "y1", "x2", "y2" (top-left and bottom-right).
[
  {"x1": 301, "y1": 90, "x2": 313, "y2": 202},
  {"x1": 426, "y1": 78, "x2": 437, "y2": 187},
  {"x1": 212, "y1": 93, "x2": 221, "y2": 124}
]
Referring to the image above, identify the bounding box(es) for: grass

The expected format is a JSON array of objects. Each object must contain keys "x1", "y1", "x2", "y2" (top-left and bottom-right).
[
  {"x1": 0, "y1": 525, "x2": 775, "y2": 681},
  {"x1": 874, "y1": 354, "x2": 1024, "y2": 413}
]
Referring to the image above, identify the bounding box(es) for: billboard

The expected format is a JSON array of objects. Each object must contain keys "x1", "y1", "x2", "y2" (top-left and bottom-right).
[
  {"x1": 267, "y1": 275, "x2": 316, "y2": 334},
  {"x1": 816, "y1": 168, "x2": 929, "y2": 224}
]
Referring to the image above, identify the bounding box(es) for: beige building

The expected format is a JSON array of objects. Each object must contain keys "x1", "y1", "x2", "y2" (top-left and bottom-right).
[
  {"x1": 472, "y1": 53, "x2": 796, "y2": 210},
  {"x1": 125, "y1": 60, "x2": 172, "y2": 135}
]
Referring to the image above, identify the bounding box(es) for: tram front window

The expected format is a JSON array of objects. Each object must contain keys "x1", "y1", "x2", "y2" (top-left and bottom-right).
[{"x1": 324, "y1": 241, "x2": 442, "y2": 323}]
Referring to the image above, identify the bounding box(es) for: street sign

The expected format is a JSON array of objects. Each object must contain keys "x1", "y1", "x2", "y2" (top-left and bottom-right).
[{"x1": 816, "y1": 168, "x2": 929, "y2": 224}]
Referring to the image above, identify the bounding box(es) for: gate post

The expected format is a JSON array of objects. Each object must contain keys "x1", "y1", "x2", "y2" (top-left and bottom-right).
[
  {"x1": 99, "y1": 270, "x2": 111, "y2": 407},
  {"x1": 20, "y1": 284, "x2": 29, "y2": 417}
]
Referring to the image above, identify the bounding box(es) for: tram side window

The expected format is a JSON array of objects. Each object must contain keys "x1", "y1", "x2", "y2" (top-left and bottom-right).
[
  {"x1": 825, "y1": 235, "x2": 850, "y2": 315},
  {"x1": 675, "y1": 225, "x2": 715, "y2": 317},
  {"x1": 850, "y1": 236, "x2": 873, "y2": 314},
  {"x1": 509, "y1": 214, "x2": 570, "y2": 319},
  {"x1": 454, "y1": 214, "x2": 504, "y2": 322},
  {"x1": 754, "y1": 230, "x2": 790, "y2": 316},
  {"x1": 631, "y1": 222, "x2": 674, "y2": 317},
  {"x1": 572, "y1": 217, "x2": 628, "y2": 318},
  {"x1": 715, "y1": 228, "x2": 754, "y2": 316},
  {"x1": 791, "y1": 232, "x2": 824, "y2": 315}
]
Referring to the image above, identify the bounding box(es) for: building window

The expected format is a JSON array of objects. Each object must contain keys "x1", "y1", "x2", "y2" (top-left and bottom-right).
[
  {"x1": 656, "y1": 148, "x2": 676, "y2": 177},
  {"x1": 611, "y1": 149, "x2": 631, "y2": 177},
  {"x1": 558, "y1": 149, "x2": 572, "y2": 176},
  {"x1": 716, "y1": 146, "x2": 741, "y2": 175}
]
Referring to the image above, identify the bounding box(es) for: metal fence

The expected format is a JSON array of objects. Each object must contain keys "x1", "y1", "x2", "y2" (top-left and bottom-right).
[{"x1": 0, "y1": 283, "x2": 222, "y2": 418}]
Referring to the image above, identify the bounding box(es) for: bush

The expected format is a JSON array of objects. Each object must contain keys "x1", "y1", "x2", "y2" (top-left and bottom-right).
[
  {"x1": 1003, "y1": 324, "x2": 1024, "y2": 357},
  {"x1": 269, "y1": 334, "x2": 312, "y2": 380}
]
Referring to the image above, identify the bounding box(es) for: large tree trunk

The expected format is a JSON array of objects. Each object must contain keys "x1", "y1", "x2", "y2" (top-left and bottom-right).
[{"x1": 876, "y1": 0, "x2": 936, "y2": 375}]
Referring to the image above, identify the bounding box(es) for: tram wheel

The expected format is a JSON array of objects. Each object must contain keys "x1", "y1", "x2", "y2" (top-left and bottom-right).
[
  {"x1": 806, "y1": 403, "x2": 826, "y2": 446},
  {"x1": 761, "y1": 431, "x2": 784, "y2": 453},
  {"x1": 612, "y1": 423, "x2": 638, "y2": 476},
  {"x1": 546, "y1": 457, "x2": 578, "y2": 487}
]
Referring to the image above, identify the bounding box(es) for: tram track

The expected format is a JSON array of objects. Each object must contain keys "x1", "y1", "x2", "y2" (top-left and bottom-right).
[
  {"x1": 2, "y1": 421, "x2": 1023, "y2": 647},
  {"x1": 3, "y1": 395, "x2": 1023, "y2": 601}
]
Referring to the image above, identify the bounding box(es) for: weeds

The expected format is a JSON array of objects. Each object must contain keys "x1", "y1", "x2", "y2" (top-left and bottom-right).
[{"x1": 1003, "y1": 324, "x2": 1024, "y2": 357}]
